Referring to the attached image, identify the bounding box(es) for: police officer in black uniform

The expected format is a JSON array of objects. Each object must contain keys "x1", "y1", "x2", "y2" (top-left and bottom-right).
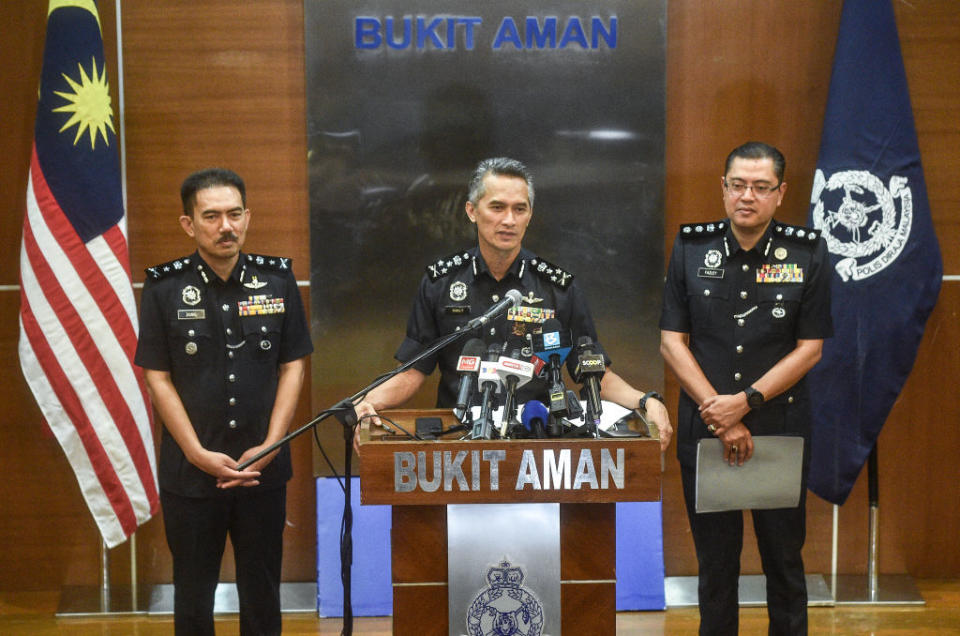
[
  {"x1": 135, "y1": 168, "x2": 312, "y2": 636},
  {"x1": 355, "y1": 157, "x2": 672, "y2": 446},
  {"x1": 660, "y1": 142, "x2": 833, "y2": 635}
]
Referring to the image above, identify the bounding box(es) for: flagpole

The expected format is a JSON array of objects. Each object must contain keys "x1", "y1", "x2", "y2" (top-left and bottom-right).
[
  {"x1": 113, "y1": 0, "x2": 139, "y2": 612},
  {"x1": 100, "y1": 540, "x2": 110, "y2": 612},
  {"x1": 831, "y1": 504, "x2": 838, "y2": 600},
  {"x1": 832, "y1": 442, "x2": 924, "y2": 605},
  {"x1": 115, "y1": 0, "x2": 127, "y2": 213}
]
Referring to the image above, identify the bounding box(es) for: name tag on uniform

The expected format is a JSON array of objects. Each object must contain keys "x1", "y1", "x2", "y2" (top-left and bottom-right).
[
  {"x1": 757, "y1": 263, "x2": 803, "y2": 283},
  {"x1": 697, "y1": 267, "x2": 725, "y2": 279},
  {"x1": 177, "y1": 309, "x2": 206, "y2": 320},
  {"x1": 445, "y1": 305, "x2": 470, "y2": 315}
]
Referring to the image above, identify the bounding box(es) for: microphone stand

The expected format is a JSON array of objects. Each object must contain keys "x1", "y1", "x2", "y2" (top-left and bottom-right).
[{"x1": 237, "y1": 324, "x2": 481, "y2": 635}]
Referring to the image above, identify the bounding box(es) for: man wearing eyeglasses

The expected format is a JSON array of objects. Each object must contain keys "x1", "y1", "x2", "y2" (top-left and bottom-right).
[{"x1": 660, "y1": 141, "x2": 833, "y2": 635}]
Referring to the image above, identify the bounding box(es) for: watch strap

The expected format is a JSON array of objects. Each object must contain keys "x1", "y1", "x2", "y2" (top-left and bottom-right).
[{"x1": 639, "y1": 390, "x2": 664, "y2": 411}]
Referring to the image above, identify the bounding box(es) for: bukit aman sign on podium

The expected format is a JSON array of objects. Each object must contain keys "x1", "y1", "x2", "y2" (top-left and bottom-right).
[{"x1": 358, "y1": 410, "x2": 662, "y2": 635}]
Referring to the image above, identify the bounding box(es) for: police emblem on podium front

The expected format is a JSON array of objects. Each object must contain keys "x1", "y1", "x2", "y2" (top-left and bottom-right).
[{"x1": 466, "y1": 560, "x2": 544, "y2": 636}]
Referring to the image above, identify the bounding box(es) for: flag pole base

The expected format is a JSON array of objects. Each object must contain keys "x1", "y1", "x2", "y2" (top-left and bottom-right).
[
  {"x1": 665, "y1": 574, "x2": 834, "y2": 607},
  {"x1": 830, "y1": 574, "x2": 925, "y2": 605},
  {"x1": 55, "y1": 584, "x2": 151, "y2": 617}
]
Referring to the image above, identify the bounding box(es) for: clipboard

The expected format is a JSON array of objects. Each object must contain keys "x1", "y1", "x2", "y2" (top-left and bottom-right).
[{"x1": 695, "y1": 435, "x2": 804, "y2": 513}]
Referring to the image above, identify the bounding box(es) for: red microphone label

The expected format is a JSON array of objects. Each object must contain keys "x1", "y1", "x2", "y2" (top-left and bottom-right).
[{"x1": 456, "y1": 355, "x2": 481, "y2": 372}]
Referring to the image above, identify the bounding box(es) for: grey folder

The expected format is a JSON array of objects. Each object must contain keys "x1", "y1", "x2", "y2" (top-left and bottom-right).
[{"x1": 695, "y1": 436, "x2": 804, "y2": 513}]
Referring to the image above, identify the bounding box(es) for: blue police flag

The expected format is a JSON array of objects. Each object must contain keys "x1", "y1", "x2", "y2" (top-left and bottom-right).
[{"x1": 806, "y1": 0, "x2": 942, "y2": 505}]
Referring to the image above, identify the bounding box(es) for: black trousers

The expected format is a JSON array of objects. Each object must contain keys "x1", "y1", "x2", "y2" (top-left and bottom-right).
[
  {"x1": 161, "y1": 486, "x2": 286, "y2": 636},
  {"x1": 681, "y1": 464, "x2": 808, "y2": 636}
]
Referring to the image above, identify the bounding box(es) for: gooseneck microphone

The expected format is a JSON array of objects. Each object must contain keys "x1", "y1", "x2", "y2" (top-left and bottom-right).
[
  {"x1": 471, "y1": 342, "x2": 503, "y2": 440},
  {"x1": 531, "y1": 318, "x2": 572, "y2": 435},
  {"x1": 574, "y1": 335, "x2": 606, "y2": 437},
  {"x1": 497, "y1": 337, "x2": 535, "y2": 438},
  {"x1": 521, "y1": 400, "x2": 549, "y2": 439},
  {"x1": 453, "y1": 338, "x2": 486, "y2": 422},
  {"x1": 465, "y1": 289, "x2": 523, "y2": 330}
]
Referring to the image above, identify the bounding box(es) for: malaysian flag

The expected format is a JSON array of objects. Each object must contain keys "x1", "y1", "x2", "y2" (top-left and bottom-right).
[
  {"x1": 18, "y1": 1, "x2": 158, "y2": 547},
  {"x1": 806, "y1": 0, "x2": 942, "y2": 505}
]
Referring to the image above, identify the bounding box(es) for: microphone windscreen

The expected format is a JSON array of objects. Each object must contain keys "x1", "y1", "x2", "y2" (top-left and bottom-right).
[
  {"x1": 542, "y1": 318, "x2": 562, "y2": 333},
  {"x1": 462, "y1": 338, "x2": 486, "y2": 357},
  {"x1": 521, "y1": 400, "x2": 549, "y2": 429}
]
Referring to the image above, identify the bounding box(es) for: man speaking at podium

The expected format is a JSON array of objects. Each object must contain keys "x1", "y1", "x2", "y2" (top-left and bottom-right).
[{"x1": 354, "y1": 157, "x2": 671, "y2": 446}]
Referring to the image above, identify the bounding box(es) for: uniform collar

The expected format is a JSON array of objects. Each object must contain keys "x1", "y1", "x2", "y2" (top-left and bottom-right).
[
  {"x1": 471, "y1": 247, "x2": 531, "y2": 281},
  {"x1": 723, "y1": 221, "x2": 776, "y2": 259},
  {"x1": 192, "y1": 250, "x2": 247, "y2": 286}
]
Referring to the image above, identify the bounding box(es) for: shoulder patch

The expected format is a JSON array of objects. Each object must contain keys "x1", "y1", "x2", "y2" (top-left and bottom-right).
[
  {"x1": 244, "y1": 253, "x2": 293, "y2": 271},
  {"x1": 425, "y1": 250, "x2": 472, "y2": 282},
  {"x1": 144, "y1": 255, "x2": 194, "y2": 280},
  {"x1": 773, "y1": 222, "x2": 820, "y2": 244},
  {"x1": 679, "y1": 221, "x2": 727, "y2": 239},
  {"x1": 528, "y1": 256, "x2": 574, "y2": 290}
]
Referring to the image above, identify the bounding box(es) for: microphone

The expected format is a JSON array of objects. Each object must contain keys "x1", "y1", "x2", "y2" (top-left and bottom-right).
[
  {"x1": 531, "y1": 318, "x2": 573, "y2": 366},
  {"x1": 465, "y1": 289, "x2": 523, "y2": 330},
  {"x1": 471, "y1": 342, "x2": 503, "y2": 440},
  {"x1": 497, "y1": 339, "x2": 535, "y2": 438},
  {"x1": 531, "y1": 318, "x2": 573, "y2": 431},
  {"x1": 520, "y1": 400, "x2": 548, "y2": 439},
  {"x1": 453, "y1": 338, "x2": 486, "y2": 421},
  {"x1": 574, "y1": 336, "x2": 606, "y2": 437}
]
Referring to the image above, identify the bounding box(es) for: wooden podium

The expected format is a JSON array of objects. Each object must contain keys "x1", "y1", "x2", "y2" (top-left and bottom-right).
[{"x1": 358, "y1": 409, "x2": 662, "y2": 635}]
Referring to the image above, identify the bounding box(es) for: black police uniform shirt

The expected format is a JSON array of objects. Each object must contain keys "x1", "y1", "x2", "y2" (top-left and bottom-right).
[
  {"x1": 396, "y1": 247, "x2": 610, "y2": 408},
  {"x1": 135, "y1": 251, "x2": 313, "y2": 497},
  {"x1": 659, "y1": 220, "x2": 833, "y2": 467}
]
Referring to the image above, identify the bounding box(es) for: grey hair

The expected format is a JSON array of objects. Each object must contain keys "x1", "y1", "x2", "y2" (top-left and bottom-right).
[{"x1": 467, "y1": 157, "x2": 535, "y2": 208}]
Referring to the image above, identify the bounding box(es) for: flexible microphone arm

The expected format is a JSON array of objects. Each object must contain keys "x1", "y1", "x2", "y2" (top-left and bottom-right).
[
  {"x1": 240, "y1": 322, "x2": 471, "y2": 470},
  {"x1": 234, "y1": 291, "x2": 518, "y2": 635},
  {"x1": 238, "y1": 288, "x2": 524, "y2": 468}
]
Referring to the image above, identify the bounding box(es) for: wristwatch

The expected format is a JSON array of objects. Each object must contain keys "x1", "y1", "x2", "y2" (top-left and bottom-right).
[
  {"x1": 744, "y1": 386, "x2": 765, "y2": 408},
  {"x1": 639, "y1": 391, "x2": 664, "y2": 412}
]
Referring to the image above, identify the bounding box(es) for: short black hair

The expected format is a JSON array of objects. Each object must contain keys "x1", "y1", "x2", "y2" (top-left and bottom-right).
[
  {"x1": 180, "y1": 168, "x2": 246, "y2": 216},
  {"x1": 724, "y1": 142, "x2": 786, "y2": 183}
]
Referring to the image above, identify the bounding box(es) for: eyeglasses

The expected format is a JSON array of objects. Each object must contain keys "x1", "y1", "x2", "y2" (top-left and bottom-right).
[{"x1": 723, "y1": 179, "x2": 782, "y2": 198}]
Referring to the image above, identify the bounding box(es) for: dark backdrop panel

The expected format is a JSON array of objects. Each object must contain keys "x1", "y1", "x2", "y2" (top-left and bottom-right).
[{"x1": 306, "y1": 1, "x2": 666, "y2": 474}]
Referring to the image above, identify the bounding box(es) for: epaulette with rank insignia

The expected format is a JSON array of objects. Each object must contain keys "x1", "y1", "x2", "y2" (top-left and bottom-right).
[
  {"x1": 244, "y1": 253, "x2": 293, "y2": 271},
  {"x1": 528, "y1": 256, "x2": 574, "y2": 290},
  {"x1": 772, "y1": 221, "x2": 820, "y2": 244},
  {"x1": 679, "y1": 221, "x2": 727, "y2": 239},
  {"x1": 425, "y1": 250, "x2": 472, "y2": 282},
  {"x1": 144, "y1": 255, "x2": 194, "y2": 280}
]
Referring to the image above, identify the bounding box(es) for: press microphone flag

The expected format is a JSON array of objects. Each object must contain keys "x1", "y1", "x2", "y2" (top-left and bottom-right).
[
  {"x1": 454, "y1": 338, "x2": 486, "y2": 419},
  {"x1": 531, "y1": 318, "x2": 572, "y2": 364},
  {"x1": 497, "y1": 351, "x2": 535, "y2": 438}
]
